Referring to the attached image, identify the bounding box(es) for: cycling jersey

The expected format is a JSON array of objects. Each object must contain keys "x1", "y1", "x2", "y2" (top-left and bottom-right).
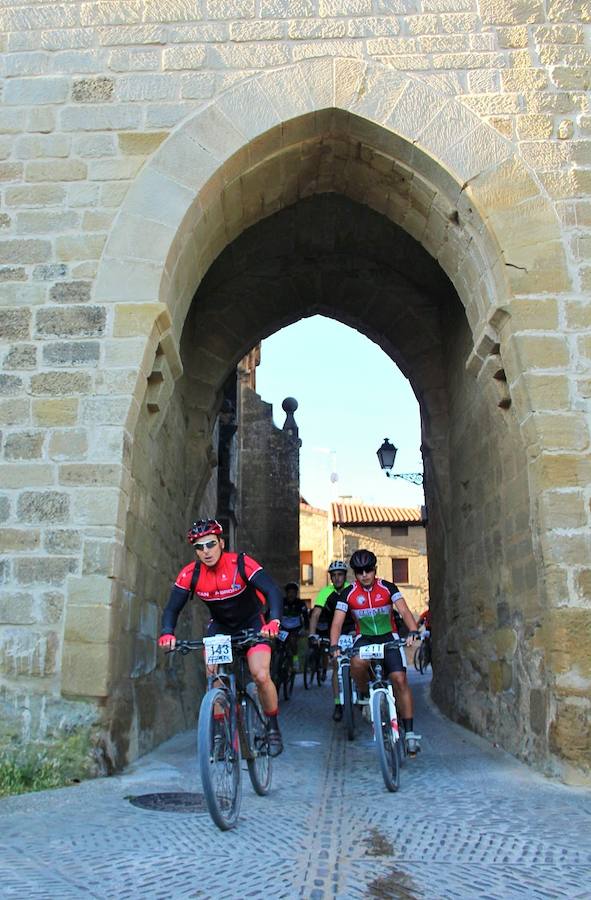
[
  {"x1": 281, "y1": 597, "x2": 309, "y2": 631},
  {"x1": 335, "y1": 578, "x2": 404, "y2": 637},
  {"x1": 161, "y1": 551, "x2": 282, "y2": 635},
  {"x1": 312, "y1": 582, "x2": 355, "y2": 634}
]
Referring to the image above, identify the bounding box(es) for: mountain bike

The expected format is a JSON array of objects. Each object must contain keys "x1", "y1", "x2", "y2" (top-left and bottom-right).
[
  {"x1": 168, "y1": 630, "x2": 273, "y2": 830},
  {"x1": 271, "y1": 629, "x2": 296, "y2": 701},
  {"x1": 304, "y1": 635, "x2": 330, "y2": 689},
  {"x1": 413, "y1": 630, "x2": 432, "y2": 674},
  {"x1": 336, "y1": 634, "x2": 357, "y2": 741},
  {"x1": 352, "y1": 637, "x2": 407, "y2": 792}
]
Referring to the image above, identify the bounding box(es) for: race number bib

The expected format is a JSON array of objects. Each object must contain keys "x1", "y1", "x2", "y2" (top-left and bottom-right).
[
  {"x1": 277, "y1": 630, "x2": 289, "y2": 642},
  {"x1": 203, "y1": 636, "x2": 233, "y2": 665},
  {"x1": 338, "y1": 634, "x2": 354, "y2": 650},
  {"x1": 359, "y1": 644, "x2": 385, "y2": 660}
]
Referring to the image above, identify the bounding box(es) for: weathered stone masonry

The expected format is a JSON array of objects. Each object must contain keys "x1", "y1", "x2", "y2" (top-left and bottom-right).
[{"x1": 0, "y1": 1, "x2": 589, "y2": 780}]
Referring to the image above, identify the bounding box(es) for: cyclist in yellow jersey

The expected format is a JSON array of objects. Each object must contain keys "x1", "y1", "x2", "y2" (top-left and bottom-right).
[{"x1": 309, "y1": 560, "x2": 353, "y2": 721}]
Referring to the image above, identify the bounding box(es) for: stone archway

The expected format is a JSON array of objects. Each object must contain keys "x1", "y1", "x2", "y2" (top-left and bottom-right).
[{"x1": 60, "y1": 58, "x2": 585, "y2": 778}]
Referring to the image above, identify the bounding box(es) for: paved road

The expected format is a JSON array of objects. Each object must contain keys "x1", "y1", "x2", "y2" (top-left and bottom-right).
[{"x1": 1, "y1": 670, "x2": 590, "y2": 899}]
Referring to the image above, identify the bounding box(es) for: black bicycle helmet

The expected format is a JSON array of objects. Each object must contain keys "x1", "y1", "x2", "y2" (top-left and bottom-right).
[
  {"x1": 187, "y1": 518, "x2": 223, "y2": 544},
  {"x1": 327, "y1": 560, "x2": 348, "y2": 572},
  {"x1": 349, "y1": 548, "x2": 377, "y2": 571},
  {"x1": 284, "y1": 581, "x2": 299, "y2": 592}
]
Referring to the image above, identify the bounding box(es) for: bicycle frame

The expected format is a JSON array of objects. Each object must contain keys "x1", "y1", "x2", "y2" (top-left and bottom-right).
[
  {"x1": 336, "y1": 652, "x2": 358, "y2": 706},
  {"x1": 368, "y1": 667, "x2": 400, "y2": 746}
]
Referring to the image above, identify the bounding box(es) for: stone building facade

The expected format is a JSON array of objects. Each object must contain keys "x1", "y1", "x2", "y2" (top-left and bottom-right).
[
  {"x1": 332, "y1": 500, "x2": 429, "y2": 614},
  {"x1": 0, "y1": 1, "x2": 589, "y2": 781}
]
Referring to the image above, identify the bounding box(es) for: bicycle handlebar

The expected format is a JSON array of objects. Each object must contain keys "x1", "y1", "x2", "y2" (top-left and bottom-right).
[{"x1": 166, "y1": 629, "x2": 274, "y2": 655}]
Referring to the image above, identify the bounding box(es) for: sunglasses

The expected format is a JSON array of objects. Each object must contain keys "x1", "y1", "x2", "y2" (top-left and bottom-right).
[
  {"x1": 353, "y1": 567, "x2": 375, "y2": 574},
  {"x1": 194, "y1": 539, "x2": 219, "y2": 551}
]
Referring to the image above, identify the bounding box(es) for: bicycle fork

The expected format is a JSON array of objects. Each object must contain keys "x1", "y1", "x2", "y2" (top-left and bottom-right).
[
  {"x1": 369, "y1": 684, "x2": 400, "y2": 744},
  {"x1": 337, "y1": 658, "x2": 358, "y2": 705}
]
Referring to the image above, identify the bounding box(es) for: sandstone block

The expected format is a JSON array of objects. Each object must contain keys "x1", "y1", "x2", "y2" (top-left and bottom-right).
[
  {"x1": 540, "y1": 490, "x2": 587, "y2": 529},
  {"x1": 206, "y1": 0, "x2": 255, "y2": 15},
  {"x1": 534, "y1": 453, "x2": 591, "y2": 490},
  {"x1": 32, "y1": 398, "x2": 79, "y2": 427},
  {"x1": 45, "y1": 529, "x2": 82, "y2": 554},
  {"x1": 15, "y1": 134, "x2": 70, "y2": 159},
  {"x1": 74, "y1": 133, "x2": 117, "y2": 158},
  {"x1": 531, "y1": 413, "x2": 590, "y2": 452},
  {"x1": 489, "y1": 659, "x2": 513, "y2": 693},
  {"x1": 0, "y1": 592, "x2": 35, "y2": 626},
  {"x1": 4, "y1": 77, "x2": 69, "y2": 105},
  {"x1": 0, "y1": 239, "x2": 51, "y2": 264},
  {"x1": 5, "y1": 184, "x2": 66, "y2": 208},
  {"x1": 0, "y1": 496, "x2": 9, "y2": 521},
  {"x1": 179, "y1": 74, "x2": 216, "y2": 99},
  {"x1": 38, "y1": 591, "x2": 65, "y2": 625},
  {"x1": 0, "y1": 374, "x2": 23, "y2": 396},
  {"x1": 61, "y1": 640, "x2": 111, "y2": 697},
  {"x1": 72, "y1": 488, "x2": 125, "y2": 526},
  {"x1": 0, "y1": 267, "x2": 26, "y2": 282},
  {"x1": 17, "y1": 491, "x2": 69, "y2": 523},
  {"x1": 30, "y1": 371, "x2": 92, "y2": 396},
  {"x1": 0, "y1": 528, "x2": 41, "y2": 552},
  {"x1": 72, "y1": 77, "x2": 114, "y2": 102},
  {"x1": 0, "y1": 308, "x2": 31, "y2": 340},
  {"x1": 0, "y1": 282, "x2": 47, "y2": 307},
  {"x1": 232, "y1": 20, "x2": 284, "y2": 40},
  {"x1": 16, "y1": 209, "x2": 80, "y2": 234},
  {"x1": 113, "y1": 302, "x2": 170, "y2": 337},
  {"x1": 162, "y1": 46, "x2": 206, "y2": 70},
  {"x1": 118, "y1": 132, "x2": 167, "y2": 155},
  {"x1": 549, "y1": 697, "x2": 590, "y2": 767},
  {"x1": 116, "y1": 74, "x2": 179, "y2": 102},
  {"x1": 261, "y1": 0, "x2": 313, "y2": 13},
  {"x1": 34, "y1": 264, "x2": 68, "y2": 281},
  {"x1": 42, "y1": 341, "x2": 100, "y2": 368},
  {"x1": 211, "y1": 42, "x2": 290, "y2": 67},
  {"x1": 59, "y1": 464, "x2": 123, "y2": 487},
  {"x1": 49, "y1": 281, "x2": 92, "y2": 304},
  {"x1": 4, "y1": 431, "x2": 44, "y2": 460},
  {"x1": 25, "y1": 160, "x2": 87, "y2": 182},
  {"x1": 60, "y1": 105, "x2": 143, "y2": 132},
  {"x1": 3, "y1": 345, "x2": 37, "y2": 369},
  {"x1": 82, "y1": 540, "x2": 121, "y2": 577},
  {"x1": 108, "y1": 48, "x2": 161, "y2": 72},
  {"x1": 55, "y1": 234, "x2": 106, "y2": 261},
  {"x1": 14, "y1": 556, "x2": 78, "y2": 586},
  {"x1": 288, "y1": 18, "x2": 346, "y2": 38},
  {"x1": 64, "y1": 602, "x2": 113, "y2": 643},
  {"x1": 49, "y1": 429, "x2": 88, "y2": 460},
  {"x1": 35, "y1": 306, "x2": 106, "y2": 338},
  {"x1": 0, "y1": 399, "x2": 30, "y2": 426},
  {"x1": 1, "y1": 464, "x2": 54, "y2": 488}
]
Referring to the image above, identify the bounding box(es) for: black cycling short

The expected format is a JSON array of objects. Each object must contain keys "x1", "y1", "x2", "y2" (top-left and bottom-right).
[
  {"x1": 353, "y1": 632, "x2": 406, "y2": 674},
  {"x1": 206, "y1": 611, "x2": 264, "y2": 638}
]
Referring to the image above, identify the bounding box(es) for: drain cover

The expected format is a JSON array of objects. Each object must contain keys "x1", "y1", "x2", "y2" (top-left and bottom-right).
[
  {"x1": 127, "y1": 792, "x2": 207, "y2": 813},
  {"x1": 290, "y1": 740, "x2": 321, "y2": 748}
]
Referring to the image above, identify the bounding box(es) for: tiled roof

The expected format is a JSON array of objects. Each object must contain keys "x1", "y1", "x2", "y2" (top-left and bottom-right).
[{"x1": 331, "y1": 501, "x2": 424, "y2": 526}]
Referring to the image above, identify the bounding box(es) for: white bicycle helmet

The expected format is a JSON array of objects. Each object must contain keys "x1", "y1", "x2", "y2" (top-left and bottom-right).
[{"x1": 327, "y1": 560, "x2": 348, "y2": 572}]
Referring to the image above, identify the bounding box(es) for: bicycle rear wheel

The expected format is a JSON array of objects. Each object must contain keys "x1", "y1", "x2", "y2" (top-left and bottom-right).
[
  {"x1": 342, "y1": 665, "x2": 355, "y2": 741},
  {"x1": 418, "y1": 642, "x2": 429, "y2": 674},
  {"x1": 413, "y1": 645, "x2": 422, "y2": 672},
  {"x1": 245, "y1": 683, "x2": 272, "y2": 796},
  {"x1": 372, "y1": 691, "x2": 400, "y2": 793},
  {"x1": 197, "y1": 688, "x2": 241, "y2": 830}
]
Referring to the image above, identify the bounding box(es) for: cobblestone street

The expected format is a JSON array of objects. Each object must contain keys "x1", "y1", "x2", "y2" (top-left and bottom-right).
[{"x1": 1, "y1": 671, "x2": 590, "y2": 900}]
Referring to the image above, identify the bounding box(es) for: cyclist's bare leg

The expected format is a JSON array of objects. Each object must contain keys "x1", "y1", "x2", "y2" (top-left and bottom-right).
[
  {"x1": 390, "y1": 670, "x2": 413, "y2": 719},
  {"x1": 351, "y1": 657, "x2": 371, "y2": 695},
  {"x1": 247, "y1": 648, "x2": 279, "y2": 715}
]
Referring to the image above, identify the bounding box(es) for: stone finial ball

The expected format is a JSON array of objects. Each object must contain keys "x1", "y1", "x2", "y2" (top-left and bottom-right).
[{"x1": 282, "y1": 397, "x2": 298, "y2": 413}]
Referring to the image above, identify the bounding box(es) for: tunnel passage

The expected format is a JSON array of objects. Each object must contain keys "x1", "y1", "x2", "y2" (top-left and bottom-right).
[{"x1": 120, "y1": 192, "x2": 546, "y2": 771}]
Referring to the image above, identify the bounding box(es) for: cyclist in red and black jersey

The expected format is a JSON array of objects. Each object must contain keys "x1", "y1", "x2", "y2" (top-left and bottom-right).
[{"x1": 158, "y1": 518, "x2": 284, "y2": 756}]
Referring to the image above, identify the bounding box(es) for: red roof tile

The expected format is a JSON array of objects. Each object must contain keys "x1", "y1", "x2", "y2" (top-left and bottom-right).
[{"x1": 331, "y1": 501, "x2": 424, "y2": 525}]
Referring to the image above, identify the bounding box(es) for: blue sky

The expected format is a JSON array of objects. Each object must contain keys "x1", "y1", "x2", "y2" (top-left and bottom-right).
[{"x1": 256, "y1": 316, "x2": 424, "y2": 511}]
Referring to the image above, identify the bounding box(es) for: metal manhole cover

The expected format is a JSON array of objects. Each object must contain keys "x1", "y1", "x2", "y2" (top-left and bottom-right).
[{"x1": 127, "y1": 792, "x2": 207, "y2": 813}]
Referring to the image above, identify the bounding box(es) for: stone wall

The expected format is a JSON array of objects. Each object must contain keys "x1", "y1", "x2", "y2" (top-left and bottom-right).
[
  {"x1": 0, "y1": 2, "x2": 589, "y2": 778},
  {"x1": 237, "y1": 384, "x2": 300, "y2": 589}
]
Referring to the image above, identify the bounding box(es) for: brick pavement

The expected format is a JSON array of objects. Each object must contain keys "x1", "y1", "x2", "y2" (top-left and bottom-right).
[{"x1": 0, "y1": 671, "x2": 590, "y2": 899}]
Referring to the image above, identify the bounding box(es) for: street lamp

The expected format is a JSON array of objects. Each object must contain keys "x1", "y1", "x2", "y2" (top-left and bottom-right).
[{"x1": 376, "y1": 438, "x2": 423, "y2": 485}]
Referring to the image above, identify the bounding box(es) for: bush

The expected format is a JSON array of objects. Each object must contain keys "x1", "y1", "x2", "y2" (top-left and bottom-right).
[{"x1": 0, "y1": 730, "x2": 94, "y2": 797}]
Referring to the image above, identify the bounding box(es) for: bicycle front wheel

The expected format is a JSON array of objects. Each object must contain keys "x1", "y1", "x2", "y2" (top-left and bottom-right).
[
  {"x1": 372, "y1": 691, "x2": 400, "y2": 793},
  {"x1": 245, "y1": 683, "x2": 272, "y2": 796},
  {"x1": 342, "y1": 665, "x2": 355, "y2": 741},
  {"x1": 197, "y1": 688, "x2": 241, "y2": 830},
  {"x1": 283, "y1": 662, "x2": 295, "y2": 701},
  {"x1": 413, "y1": 645, "x2": 422, "y2": 672}
]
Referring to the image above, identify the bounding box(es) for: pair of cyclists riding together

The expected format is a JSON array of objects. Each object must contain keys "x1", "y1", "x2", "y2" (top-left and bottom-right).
[
  {"x1": 158, "y1": 519, "x2": 284, "y2": 757},
  {"x1": 328, "y1": 549, "x2": 422, "y2": 755}
]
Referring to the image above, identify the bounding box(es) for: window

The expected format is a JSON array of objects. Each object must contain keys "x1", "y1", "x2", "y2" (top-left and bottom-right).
[
  {"x1": 392, "y1": 558, "x2": 409, "y2": 583},
  {"x1": 300, "y1": 550, "x2": 314, "y2": 585},
  {"x1": 390, "y1": 525, "x2": 408, "y2": 537}
]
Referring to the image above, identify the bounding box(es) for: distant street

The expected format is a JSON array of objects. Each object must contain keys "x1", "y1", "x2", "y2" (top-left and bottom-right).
[{"x1": 1, "y1": 670, "x2": 590, "y2": 899}]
